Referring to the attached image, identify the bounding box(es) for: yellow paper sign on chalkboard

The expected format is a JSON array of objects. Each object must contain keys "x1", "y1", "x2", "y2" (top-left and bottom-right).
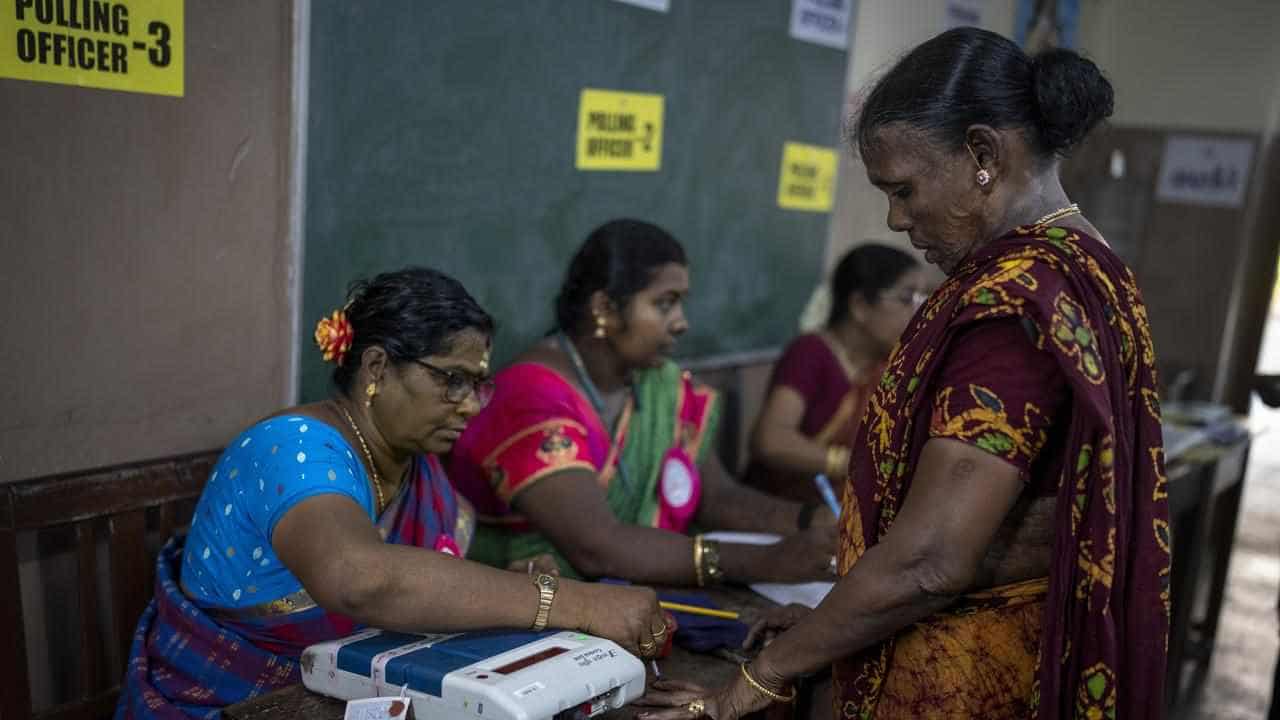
[
  {"x1": 0, "y1": 0, "x2": 183, "y2": 96},
  {"x1": 777, "y1": 142, "x2": 837, "y2": 212},
  {"x1": 576, "y1": 88, "x2": 664, "y2": 171}
]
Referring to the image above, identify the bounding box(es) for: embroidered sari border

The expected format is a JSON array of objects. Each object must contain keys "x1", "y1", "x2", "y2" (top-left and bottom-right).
[
  {"x1": 182, "y1": 582, "x2": 319, "y2": 620},
  {"x1": 598, "y1": 400, "x2": 633, "y2": 488},
  {"x1": 497, "y1": 460, "x2": 598, "y2": 504},
  {"x1": 673, "y1": 372, "x2": 718, "y2": 462},
  {"x1": 482, "y1": 418, "x2": 590, "y2": 469}
]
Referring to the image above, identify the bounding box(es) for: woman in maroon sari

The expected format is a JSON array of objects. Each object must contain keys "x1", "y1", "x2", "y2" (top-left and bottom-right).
[
  {"x1": 638, "y1": 27, "x2": 1168, "y2": 719},
  {"x1": 745, "y1": 244, "x2": 925, "y2": 505}
]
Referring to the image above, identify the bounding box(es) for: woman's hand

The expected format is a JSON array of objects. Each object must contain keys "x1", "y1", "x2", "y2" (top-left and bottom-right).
[
  {"x1": 634, "y1": 672, "x2": 772, "y2": 720},
  {"x1": 506, "y1": 553, "x2": 561, "y2": 576},
  {"x1": 742, "y1": 603, "x2": 812, "y2": 649},
  {"x1": 760, "y1": 524, "x2": 839, "y2": 582},
  {"x1": 576, "y1": 583, "x2": 671, "y2": 659}
]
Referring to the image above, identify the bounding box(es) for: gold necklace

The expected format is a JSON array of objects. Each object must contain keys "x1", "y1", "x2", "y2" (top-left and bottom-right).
[
  {"x1": 1032, "y1": 203, "x2": 1080, "y2": 227},
  {"x1": 338, "y1": 405, "x2": 385, "y2": 513}
]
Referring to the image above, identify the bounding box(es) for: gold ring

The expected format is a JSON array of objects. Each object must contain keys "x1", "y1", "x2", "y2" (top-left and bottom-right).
[
  {"x1": 652, "y1": 625, "x2": 668, "y2": 637},
  {"x1": 639, "y1": 639, "x2": 657, "y2": 654},
  {"x1": 687, "y1": 699, "x2": 705, "y2": 716}
]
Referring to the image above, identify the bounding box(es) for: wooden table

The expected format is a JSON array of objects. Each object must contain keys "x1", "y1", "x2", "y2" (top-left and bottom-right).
[
  {"x1": 224, "y1": 585, "x2": 784, "y2": 720},
  {"x1": 1165, "y1": 427, "x2": 1252, "y2": 716},
  {"x1": 215, "y1": 426, "x2": 1256, "y2": 720}
]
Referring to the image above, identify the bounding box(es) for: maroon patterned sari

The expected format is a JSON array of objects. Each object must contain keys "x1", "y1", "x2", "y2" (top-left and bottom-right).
[{"x1": 834, "y1": 225, "x2": 1169, "y2": 718}]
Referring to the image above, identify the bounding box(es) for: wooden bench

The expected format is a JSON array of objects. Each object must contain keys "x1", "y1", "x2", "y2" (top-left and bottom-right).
[{"x1": 0, "y1": 450, "x2": 219, "y2": 720}]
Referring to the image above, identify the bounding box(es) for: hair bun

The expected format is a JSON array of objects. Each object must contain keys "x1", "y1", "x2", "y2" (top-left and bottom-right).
[{"x1": 1031, "y1": 49, "x2": 1114, "y2": 155}]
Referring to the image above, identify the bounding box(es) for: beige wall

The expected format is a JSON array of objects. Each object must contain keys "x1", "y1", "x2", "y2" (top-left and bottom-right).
[
  {"x1": 0, "y1": 1, "x2": 299, "y2": 484},
  {"x1": 825, "y1": 0, "x2": 1280, "y2": 271},
  {"x1": 1079, "y1": 0, "x2": 1280, "y2": 133},
  {"x1": 1077, "y1": 0, "x2": 1280, "y2": 403}
]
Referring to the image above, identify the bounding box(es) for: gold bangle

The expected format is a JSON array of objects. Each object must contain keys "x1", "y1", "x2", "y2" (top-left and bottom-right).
[
  {"x1": 693, "y1": 534, "x2": 706, "y2": 587},
  {"x1": 701, "y1": 538, "x2": 724, "y2": 585},
  {"x1": 740, "y1": 663, "x2": 796, "y2": 703},
  {"x1": 825, "y1": 445, "x2": 851, "y2": 478}
]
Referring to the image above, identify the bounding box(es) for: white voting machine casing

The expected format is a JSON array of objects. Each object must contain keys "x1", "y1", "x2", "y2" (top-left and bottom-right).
[{"x1": 301, "y1": 629, "x2": 646, "y2": 720}]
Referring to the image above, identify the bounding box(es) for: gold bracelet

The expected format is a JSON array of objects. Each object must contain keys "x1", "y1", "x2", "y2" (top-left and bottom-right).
[
  {"x1": 740, "y1": 663, "x2": 796, "y2": 703},
  {"x1": 701, "y1": 537, "x2": 724, "y2": 585},
  {"x1": 693, "y1": 534, "x2": 706, "y2": 587},
  {"x1": 825, "y1": 444, "x2": 851, "y2": 479}
]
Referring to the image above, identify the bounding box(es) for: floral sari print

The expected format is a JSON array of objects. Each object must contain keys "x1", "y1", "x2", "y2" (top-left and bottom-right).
[{"x1": 834, "y1": 225, "x2": 1168, "y2": 719}]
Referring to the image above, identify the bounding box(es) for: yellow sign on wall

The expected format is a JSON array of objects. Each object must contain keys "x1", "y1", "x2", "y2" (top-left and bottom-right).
[
  {"x1": 0, "y1": 0, "x2": 184, "y2": 96},
  {"x1": 575, "y1": 88, "x2": 664, "y2": 171},
  {"x1": 777, "y1": 142, "x2": 837, "y2": 212}
]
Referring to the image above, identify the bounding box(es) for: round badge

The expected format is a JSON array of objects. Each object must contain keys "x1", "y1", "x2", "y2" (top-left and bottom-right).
[{"x1": 661, "y1": 456, "x2": 694, "y2": 507}]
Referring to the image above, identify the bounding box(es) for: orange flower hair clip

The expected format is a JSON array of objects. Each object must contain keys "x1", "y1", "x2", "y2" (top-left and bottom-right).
[{"x1": 314, "y1": 309, "x2": 354, "y2": 365}]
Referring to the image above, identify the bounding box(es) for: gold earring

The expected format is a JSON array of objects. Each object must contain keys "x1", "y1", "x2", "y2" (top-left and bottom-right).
[
  {"x1": 593, "y1": 315, "x2": 607, "y2": 339},
  {"x1": 365, "y1": 382, "x2": 378, "y2": 407},
  {"x1": 965, "y1": 143, "x2": 991, "y2": 186}
]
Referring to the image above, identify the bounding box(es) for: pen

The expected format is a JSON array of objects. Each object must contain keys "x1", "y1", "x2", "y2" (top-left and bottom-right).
[
  {"x1": 658, "y1": 601, "x2": 740, "y2": 620},
  {"x1": 813, "y1": 474, "x2": 842, "y2": 518}
]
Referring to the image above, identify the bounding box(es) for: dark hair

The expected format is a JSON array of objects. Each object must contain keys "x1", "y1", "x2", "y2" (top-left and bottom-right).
[
  {"x1": 853, "y1": 27, "x2": 1113, "y2": 160},
  {"x1": 331, "y1": 267, "x2": 495, "y2": 393},
  {"x1": 554, "y1": 219, "x2": 687, "y2": 333},
  {"x1": 828, "y1": 243, "x2": 920, "y2": 326}
]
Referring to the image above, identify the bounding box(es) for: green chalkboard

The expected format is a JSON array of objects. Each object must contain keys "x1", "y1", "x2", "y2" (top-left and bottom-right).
[{"x1": 300, "y1": 0, "x2": 849, "y2": 400}]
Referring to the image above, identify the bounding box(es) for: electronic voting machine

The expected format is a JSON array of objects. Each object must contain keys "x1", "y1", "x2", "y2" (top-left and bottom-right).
[{"x1": 301, "y1": 629, "x2": 646, "y2": 720}]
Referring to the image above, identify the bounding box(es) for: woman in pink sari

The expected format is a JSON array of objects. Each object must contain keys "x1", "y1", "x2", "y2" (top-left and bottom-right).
[{"x1": 448, "y1": 220, "x2": 838, "y2": 585}]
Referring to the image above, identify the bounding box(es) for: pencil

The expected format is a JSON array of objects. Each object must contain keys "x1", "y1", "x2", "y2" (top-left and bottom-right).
[{"x1": 659, "y1": 601, "x2": 740, "y2": 620}]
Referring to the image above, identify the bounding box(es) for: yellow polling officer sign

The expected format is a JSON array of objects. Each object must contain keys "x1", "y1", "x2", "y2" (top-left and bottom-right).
[
  {"x1": 576, "y1": 88, "x2": 664, "y2": 171},
  {"x1": 777, "y1": 142, "x2": 837, "y2": 212},
  {"x1": 1, "y1": 0, "x2": 183, "y2": 96}
]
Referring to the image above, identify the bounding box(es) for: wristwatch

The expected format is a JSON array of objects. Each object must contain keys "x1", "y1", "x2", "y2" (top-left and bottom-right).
[{"x1": 530, "y1": 573, "x2": 559, "y2": 631}]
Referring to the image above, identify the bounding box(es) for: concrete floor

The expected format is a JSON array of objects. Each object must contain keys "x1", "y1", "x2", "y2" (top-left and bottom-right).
[{"x1": 1184, "y1": 309, "x2": 1280, "y2": 720}]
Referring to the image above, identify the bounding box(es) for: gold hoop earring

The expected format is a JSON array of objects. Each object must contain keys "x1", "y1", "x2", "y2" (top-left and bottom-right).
[
  {"x1": 593, "y1": 315, "x2": 607, "y2": 339},
  {"x1": 365, "y1": 382, "x2": 378, "y2": 408}
]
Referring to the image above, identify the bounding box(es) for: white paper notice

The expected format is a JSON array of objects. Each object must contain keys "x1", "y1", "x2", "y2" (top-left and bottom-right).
[
  {"x1": 789, "y1": 0, "x2": 854, "y2": 50},
  {"x1": 702, "y1": 532, "x2": 835, "y2": 608},
  {"x1": 1155, "y1": 135, "x2": 1255, "y2": 208},
  {"x1": 609, "y1": 0, "x2": 670, "y2": 12}
]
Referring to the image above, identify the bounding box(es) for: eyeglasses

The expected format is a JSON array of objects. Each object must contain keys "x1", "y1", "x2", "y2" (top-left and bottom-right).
[
  {"x1": 884, "y1": 290, "x2": 930, "y2": 308},
  {"x1": 413, "y1": 360, "x2": 496, "y2": 408}
]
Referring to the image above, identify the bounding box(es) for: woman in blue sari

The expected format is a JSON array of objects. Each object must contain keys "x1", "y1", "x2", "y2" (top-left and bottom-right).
[{"x1": 117, "y1": 267, "x2": 669, "y2": 719}]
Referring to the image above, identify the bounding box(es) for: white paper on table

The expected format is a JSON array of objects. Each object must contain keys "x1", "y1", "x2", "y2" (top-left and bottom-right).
[
  {"x1": 343, "y1": 697, "x2": 410, "y2": 720},
  {"x1": 702, "y1": 532, "x2": 835, "y2": 609}
]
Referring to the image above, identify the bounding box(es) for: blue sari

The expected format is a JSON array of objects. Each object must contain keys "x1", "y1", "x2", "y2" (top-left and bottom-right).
[{"x1": 115, "y1": 454, "x2": 473, "y2": 719}]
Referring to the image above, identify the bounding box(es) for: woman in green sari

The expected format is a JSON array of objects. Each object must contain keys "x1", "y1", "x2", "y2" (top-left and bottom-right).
[{"x1": 447, "y1": 219, "x2": 837, "y2": 585}]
